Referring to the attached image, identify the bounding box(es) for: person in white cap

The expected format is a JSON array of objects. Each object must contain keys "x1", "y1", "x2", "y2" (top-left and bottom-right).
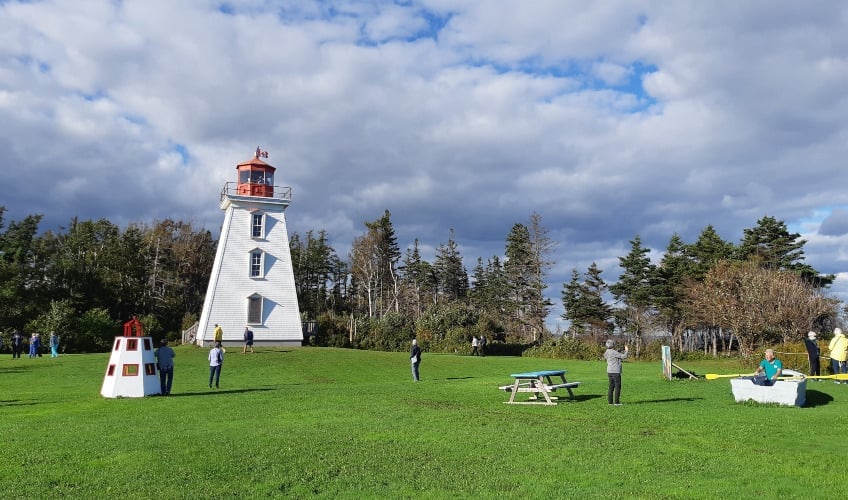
[
  {"x1": 829, "y1": 328, "x2": 848, "y2": 384},
  {"x1": 804, "y1": 331, "x2": 820, "y2": 378}
]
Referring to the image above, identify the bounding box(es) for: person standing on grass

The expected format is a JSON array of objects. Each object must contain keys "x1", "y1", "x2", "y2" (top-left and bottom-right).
[
  {"x1": 470, "y1": 336, "x2": 479, "y2": 356},
  {"x1": 49, "y1": 331, "x2": 60, "y2": 358},
  {"x1": 156, "y1": 339, "x2": 176, "y2": 395},
  {"x1": 243, "y1": 327, "x2": 254, "y2": 353},
  {"x1": 752, "y1": 349, "x2": 783, "y2": 386},
  {"x1": 209, "y1": 342, "x2": 224, "y2": 389},
  {"x1": 829, "y1": 328, "x2": 848, "y2": 384},
  {"x1": 479, "y1": 335, "x2": 487, "y2": 356},
  {"x1": 604, "y1": 339, "x2": 629, "y2": 406},
  {"x1": 11, "y1": 330, "x2": 24, "y2": 359},
  {"x1": 410, "y1": 339, "x2": 422, "y2": 382},
  {"x1": 804, "y1": 331, "x2": 820, "y2": 377},
  {"x1": 29, "y1": 333, "x2": 41, "y2": 358}
]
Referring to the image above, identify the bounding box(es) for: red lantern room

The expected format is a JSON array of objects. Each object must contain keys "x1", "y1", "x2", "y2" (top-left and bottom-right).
[{"x1": 236, "y1": 147, "x2": 276, "y2": 197}]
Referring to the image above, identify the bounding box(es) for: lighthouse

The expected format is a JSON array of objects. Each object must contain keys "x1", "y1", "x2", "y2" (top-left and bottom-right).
[
  {"x1": 196, "y1": 147, "x2": 303, "y2": 347},
  {"x1": 101, "y1": 317, "x2": 160, "y2": 398}
]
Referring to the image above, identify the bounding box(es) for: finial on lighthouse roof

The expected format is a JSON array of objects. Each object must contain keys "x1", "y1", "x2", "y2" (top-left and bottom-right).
[{"x1": 255, "y1": 146, "x2": 269, "y2": 159}]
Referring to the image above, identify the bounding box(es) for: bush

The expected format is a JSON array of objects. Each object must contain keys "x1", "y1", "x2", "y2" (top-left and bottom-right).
[
  {"x1": 523, "y1": 338, "x2": 598, "y2": 361},
  {"x1": 309, "y1": 312, "x2": 353, "y2": 348},
  {"x1": 358, "y1": 313, "x2": 414, "y2": 352}
]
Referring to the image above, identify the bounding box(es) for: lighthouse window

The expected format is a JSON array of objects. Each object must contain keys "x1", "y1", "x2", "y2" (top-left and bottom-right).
[
  {"x1": 247, "y1": 294, "x2": 263, "y2": 324},
  {"x1": 251, "y1": 213, "x2": 264, "y2": 238},
  {"x1": 249, "y1": 250, "x2": 264, "y2": 278}
]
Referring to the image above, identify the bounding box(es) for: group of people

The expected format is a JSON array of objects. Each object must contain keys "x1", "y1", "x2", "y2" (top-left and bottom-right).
[
  {"x1": 407, "y1": 327, "x2": 848, "y2": 402},
  {"x1": 153, "y1": 324, "x2": 259, "y2": 395},
  {"x1": 154, "y1": 338, "x2": 226, "y2": 395},
  {"x1": 470, "y1": 335, "x2": 487, "y2": 356},
  {"x1": 804, "y1": 327, "x2": 848, "y2": 383},
  {"x1": 7, "y1": 331, "x2": 61, "y2": 358}
]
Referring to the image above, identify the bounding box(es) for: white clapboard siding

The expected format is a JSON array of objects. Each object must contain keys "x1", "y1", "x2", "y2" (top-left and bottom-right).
[{"x1": 197, "y1": 191, "x2": 303, "y2": 347}]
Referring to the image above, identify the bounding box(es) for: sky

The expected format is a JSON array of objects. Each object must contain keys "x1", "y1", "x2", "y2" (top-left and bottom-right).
[{"x1": 2, "y1": 0, "x2": 848, "y2": 330}]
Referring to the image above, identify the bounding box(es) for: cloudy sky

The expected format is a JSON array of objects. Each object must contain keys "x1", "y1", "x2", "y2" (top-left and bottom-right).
[{"x1": 2, "y1": 1, "x2": 848, "y2": 328}]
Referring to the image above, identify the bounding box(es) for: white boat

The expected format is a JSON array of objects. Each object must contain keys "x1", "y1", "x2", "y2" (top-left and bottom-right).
[{"x1": 729, "y1": 369, "x2": 806, "y2": 407}]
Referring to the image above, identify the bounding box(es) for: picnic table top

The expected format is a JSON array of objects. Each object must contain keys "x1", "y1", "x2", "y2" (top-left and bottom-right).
[{"x1": 509, "y1": 370, "x2": 566, "y2": 378}]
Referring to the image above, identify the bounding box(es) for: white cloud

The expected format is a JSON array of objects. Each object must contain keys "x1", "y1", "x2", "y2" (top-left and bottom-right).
[{"x1": 2, "y1": 0, "x2": 848, "y2": 328}]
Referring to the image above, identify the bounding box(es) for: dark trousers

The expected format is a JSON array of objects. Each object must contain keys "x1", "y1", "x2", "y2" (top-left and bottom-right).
[
  {"x1": 607, "y1": 373, "x2": 622, "y2": 404},
  {"x1": 12, "y1": 346, "x2": 22, "y2": 358},
  {"x1": 809, "y1": 356, "x2": 820, "y2": 376},
  {"x1": 209, "y1": 365, "x2": 221, "y2": 388},
  {"x1": 411, "y1": 361, "x2": 420, "y2": 381},
  {"x1": 159, "y1": 367, "x2": 173, "y2": 395}
]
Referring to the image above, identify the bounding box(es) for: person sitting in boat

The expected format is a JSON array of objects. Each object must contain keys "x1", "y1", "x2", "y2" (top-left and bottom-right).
[{"x1": 752, "y1": 349, "x2": 783, "y2": 386}]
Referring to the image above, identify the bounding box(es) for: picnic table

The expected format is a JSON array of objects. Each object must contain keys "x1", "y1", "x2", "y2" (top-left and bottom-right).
[{"x1": 499, "y1": 370, "x2": 581, "y2": 405}]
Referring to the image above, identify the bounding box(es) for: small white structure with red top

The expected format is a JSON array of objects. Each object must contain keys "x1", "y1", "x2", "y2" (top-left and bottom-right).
[
  {"x1": 196, "y1": 147, "x2": 303, "y2": 347},
  {"x1": 100, "y1": 317, "x2": 161, "y2": 398}
]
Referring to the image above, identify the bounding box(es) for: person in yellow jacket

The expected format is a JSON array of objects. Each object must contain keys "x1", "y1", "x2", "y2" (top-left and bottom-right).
[
  {"x1": 828, "y1": 328, "x2": 848, "y2": 384},
  {"x1": 213, "y1": 324, "x2": 226, "y2": 353}
]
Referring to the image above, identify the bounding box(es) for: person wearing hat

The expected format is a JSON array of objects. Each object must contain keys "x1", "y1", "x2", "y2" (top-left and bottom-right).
[
  {"x1": 604, "y1": 339, "x2": 629, "y2": 406},
  {"x1": 804, "y1": 331, "x2": 821, "y2": 378},
  {"x1": 155, "y1": 338, "x2": 176, "y2": 395},
  {"x1": 828, "y1": 328, "x2": 848, "y2": 384}
]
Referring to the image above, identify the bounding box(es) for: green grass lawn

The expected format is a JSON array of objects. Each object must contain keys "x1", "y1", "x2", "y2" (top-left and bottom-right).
[{"x1": 0, "y1": 346, "x2": 844, "y2": 498}]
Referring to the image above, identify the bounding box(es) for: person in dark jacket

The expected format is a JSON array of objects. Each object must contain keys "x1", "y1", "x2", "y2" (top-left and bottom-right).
[
  {"x1": 604, "y1": 339, "x2": 629, "y2": 406},
  {"x1": 804, "y1": 331, "x2": 821, "y2": 377},
  {"x1": 155, "y1": 339, "x2": 176, "y2": 395},
  {"x1": 243, "y1": 327, "x2": 254, "y2": 353},
  {"x1": 11, "y1": 330, "x2": 24, "y2": 359},
  {"x1": 410, "y1": 339, "x2": 422, "y2": 382}
]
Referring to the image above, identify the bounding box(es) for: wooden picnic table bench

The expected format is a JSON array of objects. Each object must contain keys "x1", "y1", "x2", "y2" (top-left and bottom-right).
[{"x1": 499, "y1": 370, "x2": 581, "y2": 405}]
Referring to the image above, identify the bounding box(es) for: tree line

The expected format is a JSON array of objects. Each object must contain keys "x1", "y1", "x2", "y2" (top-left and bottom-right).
[{"x1": 1, "y1": 204, "x2": 840, "y2": 357}]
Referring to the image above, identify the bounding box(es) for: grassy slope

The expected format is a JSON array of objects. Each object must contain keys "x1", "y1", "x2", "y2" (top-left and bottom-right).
[{"x1": 0, "y1": 347, "x2": 843, "y2": 498}]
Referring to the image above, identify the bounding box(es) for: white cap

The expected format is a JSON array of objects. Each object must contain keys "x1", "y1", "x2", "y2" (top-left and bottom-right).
[
  {"x1": 835, "y1": 328, "x2": 843, "y2": 336},
  {"x1": 808, "y1": 331, "x2": 817, "y2": 339}
]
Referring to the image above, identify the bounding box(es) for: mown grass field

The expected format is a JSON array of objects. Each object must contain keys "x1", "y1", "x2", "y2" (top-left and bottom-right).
[{"x1": 0, "y1": 346, "x2": 844, "y2": 498}]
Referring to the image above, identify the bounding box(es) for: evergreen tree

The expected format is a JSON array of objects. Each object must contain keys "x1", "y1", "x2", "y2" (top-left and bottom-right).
[
  {"x1": 504, "y1": 223, "x2": 534, "y2": 340},
  {"x1": 737, "y1": 215, "x2": 833, "y2": 286},
  {"x1": 610, "y1": 235, "x2": 656, "y2": 351},
  {"x1": 688, "y1": 225, "x2": 734, "y2": 281},
  {"x1": 0, "y1": 210, "x2": 45, "y2": 330},
  {"x1": 654, "y1": 234, "x2": 692, "y2": 351},
  {"x1": 582, "y1": 262, "x2": 613, "y2": 336},
  {"x1": 434, "y1": 229, "x2": 468, "y2": 301},
  {"x1": 561, "y1": 264, "x2": 612, "y2": 339},
  {"x1": 364, "y1": 210, "x2": 402, "y2": 314},
  {"x1": 399, "y1": 239, "x2": 437, "y2": 316}
]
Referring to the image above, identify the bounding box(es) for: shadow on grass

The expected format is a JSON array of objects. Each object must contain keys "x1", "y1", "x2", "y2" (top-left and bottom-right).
[
  {"x1": 629, "y1": 397, "x2": 705, "y2": 404},
  {"x1": 0, "y1": 399, "x2": 40, "y2": 407},
  {"x1": 563, "y1": 394, "x2": 602, "y2": 403},
  {"x1": 163, "y1": 387, "x2": 277, "y2": 397},
  {"x1": 445, "y1": 376, "x2": 476, "y2": 380},
  {"x1": 248, "y1": 349, "x2": 294, "y2": 354},
  {"x1": 803, "y1": 390, "x2": 834, "y2": 408},
  {"x1": 0, "y1": 366, "x2": 30, "y2": 374}
]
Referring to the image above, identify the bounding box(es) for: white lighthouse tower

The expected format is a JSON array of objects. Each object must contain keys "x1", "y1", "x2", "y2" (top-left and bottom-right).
[
  {"x1": 197, "y1": 147, "x2": 303, "y2": 347},
  {"x1": 101, "y1": 317, "x2": 160, "y2": 398}
]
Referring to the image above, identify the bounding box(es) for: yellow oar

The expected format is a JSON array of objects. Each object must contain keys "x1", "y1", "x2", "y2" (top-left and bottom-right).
[
  {"x1": 704, "y1": 373, "x2": 755, "y2": 380},
  {"x1": 779, "y1": 373, "x2": 848, "y2": 381}
]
